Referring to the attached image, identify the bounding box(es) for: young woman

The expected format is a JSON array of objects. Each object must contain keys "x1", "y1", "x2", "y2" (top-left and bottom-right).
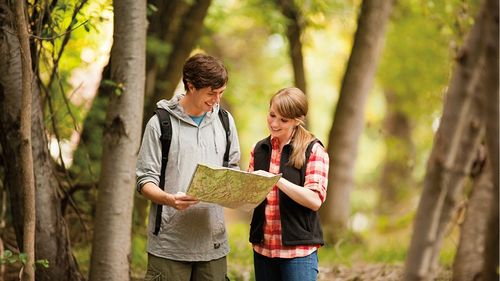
[{"x1": 248, "y1": 87, "x2": 330, "y2": 281}]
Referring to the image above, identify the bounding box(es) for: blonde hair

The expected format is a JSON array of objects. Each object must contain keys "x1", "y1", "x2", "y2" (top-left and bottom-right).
[{"x1": 270, "y1": 87, "x2": 315, "y2": 169}]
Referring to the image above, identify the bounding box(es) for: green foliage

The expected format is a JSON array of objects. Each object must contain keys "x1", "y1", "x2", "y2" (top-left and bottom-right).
[
  {"x1": 70, "y1": 88, "x2": 109, "y2": 185},
  {"x1": 146, "y1": 37, "x2": 172, "y2": 68},
  {"x1": 227, "y1": 222, "x2": 254, "y2": 280},
  {"x1": 0, "y1": 250, "x2": 49, "y2": 269},
  {"x1": 131, "y1": 232, "x2": 147, "y2": 278},
  {"x1": 147, "y1": 3, "x2": 158, "y2": 16},
  {"x1": 73, "y1": 244, "x2": 91, "y2": 276},
  {"x1": 38, "y1": 0, "x2": 112, "y2": 140},
  {"x1": 100, "y1": 79, "x2": 124, "y2": 96}
]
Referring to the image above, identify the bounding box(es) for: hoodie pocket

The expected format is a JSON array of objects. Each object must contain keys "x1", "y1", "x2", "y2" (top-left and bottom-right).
[{"x1": 211, "y1": 206, "x2": 226, "y2": 245}]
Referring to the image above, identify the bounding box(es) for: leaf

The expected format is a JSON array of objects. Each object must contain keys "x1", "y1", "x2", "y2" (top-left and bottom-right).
[
  {"x1": 114, "y1": 83, "x2": 125, "y2": 96},
  {"x1": 19, "y1": 253, "x2": 28, "y2": 265},
  {"x1": 35, "y1": 259, "x2": 50, "y2": 268},
  {"x1": 101, "y1": 79, "x2": 119, "y2": 88},
  {"x1": 147, "y1": 3, "x2": 158, "y2": 16},
  {"x1": 3, "y1": 250, "x2": 12, "y2": 258}
]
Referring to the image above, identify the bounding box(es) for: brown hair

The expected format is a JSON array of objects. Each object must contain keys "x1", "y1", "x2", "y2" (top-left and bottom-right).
[
  {"x1": 270, "y1": 87, "x2": 315, "y2": 169},
  {"x1": 182, "y1": 53, "x2": 228, "y2": 91}
]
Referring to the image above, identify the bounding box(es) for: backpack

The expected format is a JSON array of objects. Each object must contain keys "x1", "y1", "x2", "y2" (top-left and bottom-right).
[{"x1": 153, "y1": 107, "x2": 231, "y2": 235}]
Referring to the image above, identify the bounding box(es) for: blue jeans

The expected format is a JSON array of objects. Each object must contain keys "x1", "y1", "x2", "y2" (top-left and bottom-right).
[{"x1": 253, "y1": 251, "x2": 319, "y2": 281}]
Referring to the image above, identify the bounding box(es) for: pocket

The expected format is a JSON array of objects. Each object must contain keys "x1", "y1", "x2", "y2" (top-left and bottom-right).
[
  {"x1": 144, "y1": 267, "x2": 163, "y2": 281},
  {"x1": 211, "y1": 206, "x2": 226, "y2": 244}
]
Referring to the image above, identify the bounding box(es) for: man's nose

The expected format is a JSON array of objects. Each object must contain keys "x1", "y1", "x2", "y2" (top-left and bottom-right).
[{"x1": 214, "y1": 93, "x2": 222, "y2": 103}]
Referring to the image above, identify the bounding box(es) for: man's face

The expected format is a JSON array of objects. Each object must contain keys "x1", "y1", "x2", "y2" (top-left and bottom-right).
[{"x1": 190, "y1": 84, "x2": 226, "y2": 115}]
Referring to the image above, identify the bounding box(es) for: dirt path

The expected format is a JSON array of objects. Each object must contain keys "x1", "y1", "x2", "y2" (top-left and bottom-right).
[{"x1": 319, "y1": 264, "x2": 452, "y2": 281}]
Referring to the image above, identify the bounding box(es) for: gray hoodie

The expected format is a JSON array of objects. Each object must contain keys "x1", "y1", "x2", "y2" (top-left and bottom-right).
[{"x1": 136, "y1": 94, "x2": 241, "y2": 261}]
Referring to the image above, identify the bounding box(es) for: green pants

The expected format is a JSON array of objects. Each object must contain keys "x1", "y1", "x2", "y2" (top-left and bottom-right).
[{"x1": 144, "y1": 253, "x2": 228, "y2": 281}]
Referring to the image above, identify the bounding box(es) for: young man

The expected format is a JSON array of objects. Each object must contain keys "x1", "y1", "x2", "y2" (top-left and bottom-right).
[{"x1": 136, "y1": 53, "x2": 241, "y2": 281}]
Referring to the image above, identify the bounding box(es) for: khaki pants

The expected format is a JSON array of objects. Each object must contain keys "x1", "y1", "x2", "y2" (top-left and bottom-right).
[{"x1": 144, "y1": 253, "x2": 228, "y2": 281}]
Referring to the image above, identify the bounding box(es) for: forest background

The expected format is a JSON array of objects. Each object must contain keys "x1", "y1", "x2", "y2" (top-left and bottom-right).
[{"x1": 0, "y1": 0, "x2": 498, "y2": 280}]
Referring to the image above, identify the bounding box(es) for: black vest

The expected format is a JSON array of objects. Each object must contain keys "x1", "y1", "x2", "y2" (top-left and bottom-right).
[{"x1": 249, "y1": 137, "x2": 324, "y2": 246}]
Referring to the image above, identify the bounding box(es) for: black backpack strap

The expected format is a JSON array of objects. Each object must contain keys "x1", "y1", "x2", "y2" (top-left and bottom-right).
[
  {"x1": 153, "y1": 108, "x2": 172, "y2": 236},
  {"x1": 218, "y1": 108, "x2": 231, "y2": 167}
]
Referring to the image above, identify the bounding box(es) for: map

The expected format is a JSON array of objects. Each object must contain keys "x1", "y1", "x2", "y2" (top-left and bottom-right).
[{"x1": 186, "y1": 164, "x2": 281, "y2": 211}]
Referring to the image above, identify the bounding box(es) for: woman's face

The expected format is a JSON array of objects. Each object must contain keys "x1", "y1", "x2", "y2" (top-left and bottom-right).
[{"x1": 267, "y1": 102, "x2": 299, "y2": 143}]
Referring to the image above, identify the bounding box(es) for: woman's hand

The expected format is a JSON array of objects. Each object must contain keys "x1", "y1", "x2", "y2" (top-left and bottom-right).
[{"x1": 252, "y1": 170, "x2": 276, "y2": 177}]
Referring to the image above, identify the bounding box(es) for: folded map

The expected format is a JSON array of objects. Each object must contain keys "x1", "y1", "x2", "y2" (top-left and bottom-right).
[{"x1": 186, "y1": 163, "x2": 281, "y2": 211}]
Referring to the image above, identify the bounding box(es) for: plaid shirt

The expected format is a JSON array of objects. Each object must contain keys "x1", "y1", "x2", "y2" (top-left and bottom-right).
[{"x1": 248, "y1": 137, "x2": 329, "y2": 258}]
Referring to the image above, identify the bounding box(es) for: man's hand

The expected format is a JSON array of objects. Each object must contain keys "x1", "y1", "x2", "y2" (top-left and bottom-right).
[{"x1": 168, "y1": 192, "x2": 199, "y2": 210}]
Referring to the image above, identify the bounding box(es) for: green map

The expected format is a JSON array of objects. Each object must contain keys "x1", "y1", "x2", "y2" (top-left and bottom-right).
[{"x1": 186, "y1": 164, "x2": 281, "y2": 210}]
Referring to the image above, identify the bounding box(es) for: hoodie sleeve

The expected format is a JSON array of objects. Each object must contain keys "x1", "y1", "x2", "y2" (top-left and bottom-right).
[
  {"x1": 226, "y1": 111, "x2": 241, "y2": 170},
  {"x1": 136, "y1": 115, "x2": 162, "y2": 193}
]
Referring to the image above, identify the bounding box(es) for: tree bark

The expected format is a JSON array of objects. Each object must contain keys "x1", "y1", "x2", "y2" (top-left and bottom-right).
[
  {"x1": 404, "y1": 1, "x2": 494, "y2": 279},
  {"x1": 145, "y1": 0, "x2": 190, "y2": 103},
  {"x1": 142, "y1": 0, "x2": 212, "y2": 124},
  {"x1": 320, "y1": 0, "x2": 394, "y2": 241},
  {"x1": 275, "y1": 0, "x2": 308, "y2": 127},
  {"x1": 478, "y1": 0, "x2": 499, "y2": 278},
  {"x1": 452, "y1": 151, "x2": 491, "y2": 281},
  {"x1": 88, "y1": 0, "x2": 146, "y2": 280},
  {"x1": 0, "y1": 3, "x2": 84, "y2": 280},
  {"x1": 14, "y1": 1, "x2": 35, "y2": 279}
]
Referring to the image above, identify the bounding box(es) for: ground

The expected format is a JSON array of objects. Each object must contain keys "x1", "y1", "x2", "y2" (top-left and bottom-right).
[{"x1": 319, "y1": 264, "x2": 452, "y2": 281}]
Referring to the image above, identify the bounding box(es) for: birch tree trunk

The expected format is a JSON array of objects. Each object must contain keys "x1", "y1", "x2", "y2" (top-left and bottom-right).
[
  {"x1": 404, "y1": 0, "x2": 494, "y2": 279},
  {"x1": 320, "y1": 0, "x2": 394, "y2": 241},
  {"x1": 0, "y1": 3, "x2": 84, "y2": 280},
  {"x1": 89, "y1": 0, "x2": 146, "y2": 279}
]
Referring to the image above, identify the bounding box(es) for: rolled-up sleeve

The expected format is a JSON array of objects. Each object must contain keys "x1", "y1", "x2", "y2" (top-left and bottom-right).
[
  {"x1": 304, "y1": 143, "x2": 329, "y2": 203},
  {"x1": 136, "y1": 116, "x2": 162, "y2": 193}
]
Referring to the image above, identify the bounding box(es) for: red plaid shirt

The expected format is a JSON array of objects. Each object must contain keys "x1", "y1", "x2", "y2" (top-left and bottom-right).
[{"x1": 248, "y1": 137, "x2": 329, "y2": 258}]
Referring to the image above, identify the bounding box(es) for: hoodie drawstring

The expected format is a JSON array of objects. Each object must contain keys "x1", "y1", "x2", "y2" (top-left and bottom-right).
[
  {"x1": 213, "y1": 121, "x2": 219, "y2": 154},
  {"x1": 176, "y1": 118, "x2": 181, "y2": 174}
]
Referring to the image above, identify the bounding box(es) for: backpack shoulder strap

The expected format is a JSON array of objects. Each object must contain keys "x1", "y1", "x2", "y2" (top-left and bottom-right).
[
  {"x1": 218, "y1": 108, "x2": 231, "y2": 167},
  {"x1": 153, "y1": 108, "x2": 172, "y2": 235}
]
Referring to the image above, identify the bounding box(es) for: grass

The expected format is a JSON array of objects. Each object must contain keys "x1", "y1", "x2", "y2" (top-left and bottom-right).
[{"x1": 72, "y1": 212, "x2": 459, "y2": 279}]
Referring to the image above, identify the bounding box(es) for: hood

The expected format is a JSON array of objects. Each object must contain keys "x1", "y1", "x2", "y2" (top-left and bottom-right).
[{"x1": 156, "y1": 94, "x2": 221, "y2": 126}]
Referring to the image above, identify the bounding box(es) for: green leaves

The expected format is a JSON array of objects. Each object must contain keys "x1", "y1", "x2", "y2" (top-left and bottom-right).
[
  {"x1": 101, "y1": 79, "x2": 125, "y2": 96},
  {"x1": 0, "y1": 250, "x2": 49, "y2": 269}
]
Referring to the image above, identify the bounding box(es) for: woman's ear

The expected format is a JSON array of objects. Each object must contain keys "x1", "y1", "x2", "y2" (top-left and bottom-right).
[{"x1": 294, "y1": 118, "x2": 301, "y2": 127}]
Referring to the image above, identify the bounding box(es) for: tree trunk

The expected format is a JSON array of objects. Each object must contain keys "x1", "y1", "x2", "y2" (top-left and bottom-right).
[
  {"x1": 88, "y1": 0, "x2": 146, "y2": 280},
  {"x1": 320, "y1": 0, "x2": 394, "y2": 241},
  {"x1": 377, "y1": 90, "x2": 414, "y2": 215},
  {"x1": 275, "y1": 0, "x2": 308, "y2": 127},
  {"x1": 142, "y1": 0, "x2": 212, "y2": 124},
  {"x1": 145, "y1": 0, "x2": 190, "y2": 103},
  {"x1": 452, "y1": 152, "x2": 492, "y2": 281},
  {"x1": 0, "y1": 4, "x2": 84, "y2": 281},
  {"x1": 404, "y1": 1, "x2": 493, "y2": 279},
  {"x1": 14, "y1": 1, "x2": 35, "y2": 280},
  {"x1": 479, "y1": 0, "x2": 499, "y2": 278}
]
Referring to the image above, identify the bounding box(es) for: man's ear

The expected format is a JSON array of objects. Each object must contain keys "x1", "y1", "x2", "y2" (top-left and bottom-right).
[{"x1": 187, "y1": 83, "x2": 196, "y2": 94}]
